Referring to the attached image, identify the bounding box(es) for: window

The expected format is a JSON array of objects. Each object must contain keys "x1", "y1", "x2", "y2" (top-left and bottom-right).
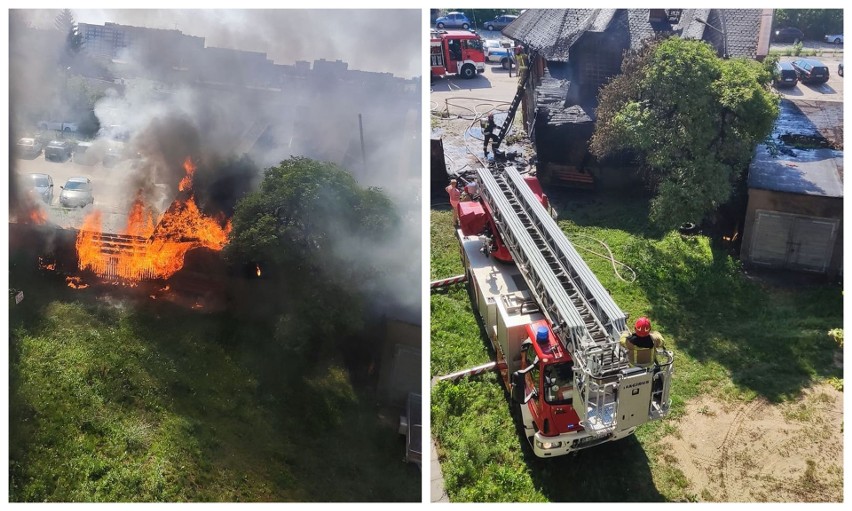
[{"x1": 543, "y1": 362, "x2": 574, "y2": 405}]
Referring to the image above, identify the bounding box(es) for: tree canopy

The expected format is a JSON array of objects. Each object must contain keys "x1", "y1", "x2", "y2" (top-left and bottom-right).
[
  {"x1": 774, "y1": 9, "x2": 843, "y2": 39},
  {"x1": 227, "y1": 157, "x2": 398, "y2": 276},
  {"x1": 226, "y1": 157, "x2": 401, "y2": 370},
  {"x1": 590, "y1": 37, "x2": 779, "y2": 228}
]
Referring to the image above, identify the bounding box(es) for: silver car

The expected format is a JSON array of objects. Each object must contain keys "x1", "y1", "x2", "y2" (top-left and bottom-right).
[
  {"x1": 28, "y1": 173, "x2": 54, "y2": 204},
  {"x1": 16, "y1": 137, "x2": 43, "y2": 158},
  {"x1": 60, "y1": 177, "x2": 94, "y2": 208}
]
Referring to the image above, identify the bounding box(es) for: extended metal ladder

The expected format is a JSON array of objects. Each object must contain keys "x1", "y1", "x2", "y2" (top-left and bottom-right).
[
  {"x1": 493, "y1": 63, "x2": 530, "y2": 151},
  {"x1": 477, "y1": 165, "x2": 630, "y2": 434}
]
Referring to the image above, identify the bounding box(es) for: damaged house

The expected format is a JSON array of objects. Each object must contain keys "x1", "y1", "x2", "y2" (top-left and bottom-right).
[{"x1": 502, "y1": 8, "x2": 772, "y2": 187}]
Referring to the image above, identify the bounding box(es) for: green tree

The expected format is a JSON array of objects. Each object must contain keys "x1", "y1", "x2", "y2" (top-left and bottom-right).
[
  {"x1": 227, "y1": 157, "x2": 398, "y2": 273},
  {"x1": 55, "y1": 9, "x2": 83, "y2": 57},
  {"x1": 591, "y1": 37, "x2": 779, "y2": 228},
  {"x1": 774, "y1": 9, "x2": 843, "y2": 39},
  {"x1": 226, "y1": 157, "x2": 400, "y2": 368}
]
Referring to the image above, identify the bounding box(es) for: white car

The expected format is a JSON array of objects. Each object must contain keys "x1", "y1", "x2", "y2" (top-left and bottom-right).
[
  {"x1": 38, "y1": 120, "x2": 79, "y2": 132},
  {"x1": 824, "y1": 34, "x2": 843, "y2": 44},
  {"x1": 483, "y1": 39, "x2": 501, "y2": 58}
]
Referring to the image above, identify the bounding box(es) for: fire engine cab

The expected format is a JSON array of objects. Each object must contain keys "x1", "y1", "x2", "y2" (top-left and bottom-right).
[{"x1": 430, "y1": 29, "x2": 486, "y2": 79}]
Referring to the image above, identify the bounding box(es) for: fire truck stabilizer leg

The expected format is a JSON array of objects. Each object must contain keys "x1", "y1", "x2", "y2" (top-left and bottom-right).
[{"x1": 430, "y1": 274, "x2": 468, "y2": 289}]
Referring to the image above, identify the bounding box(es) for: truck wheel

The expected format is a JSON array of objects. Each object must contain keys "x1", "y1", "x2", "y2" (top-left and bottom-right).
[
  {"x1": 834, "y1": 38, "x2": 842, "y2": 44},
  {"x1": 502, "y1": 57, "x2": 510, "y2": 70},
  {"x1": 460, "y1": 64, "x2": 476, "y2": 79},
  {"x1": 436, "y1": 22, "x2": 445, "y2": 29},
  {"x1": 462, "y1": 23, "x2": 469, "y2": 30}
]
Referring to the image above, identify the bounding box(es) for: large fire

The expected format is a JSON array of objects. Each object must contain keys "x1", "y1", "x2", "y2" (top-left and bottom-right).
[{"x1": 76, "y1": 157, "x2": 231, "y2": 283}]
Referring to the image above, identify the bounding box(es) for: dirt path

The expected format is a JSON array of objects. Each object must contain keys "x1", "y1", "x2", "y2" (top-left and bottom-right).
[{"x1": 659, "y1": 383, "x2": 843, "y2": 502}]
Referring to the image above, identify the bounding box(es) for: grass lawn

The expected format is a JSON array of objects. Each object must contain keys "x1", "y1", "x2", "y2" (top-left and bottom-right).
[
  {"x1": 9, "y1": 266, "x2": 419, "y2": 502},
  {"x1": 430, "y1": 187, "x2": 843, "y2": 502}
]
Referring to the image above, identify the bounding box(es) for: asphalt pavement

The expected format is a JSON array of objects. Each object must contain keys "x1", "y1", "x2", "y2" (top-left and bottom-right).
[{"x1": 13, "y1": 152, "x2": 172, "y2": 233}]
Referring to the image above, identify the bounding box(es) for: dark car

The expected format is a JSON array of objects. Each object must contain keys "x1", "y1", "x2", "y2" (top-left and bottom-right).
[
  {"x1": 774, "y1": 27, "x2": 804, "y2": 43},
  {"x1": 791, "y1": 58, "x2": 830, "y2": 84},
  {"x1": 485, "y1": 15, "x2": 517, "y2": 32},
  {"x1": 44, "y1": 140, "x2": 74, "y2": 161},
  {"x1": 773, "y1": 61, "x2": 799, "y2": 88}
]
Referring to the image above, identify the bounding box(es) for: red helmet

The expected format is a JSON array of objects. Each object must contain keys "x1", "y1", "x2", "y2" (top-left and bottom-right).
[{"x1": 634, "y1": 316, "x2": 651, "y2": 337}]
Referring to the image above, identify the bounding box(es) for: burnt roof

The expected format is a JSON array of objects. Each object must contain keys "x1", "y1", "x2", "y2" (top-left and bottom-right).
[
  {"x1": 749, "y1": 100, "x2": 843, "y2": 198},
  {"x1": 503, "y1": 8, "x2": 766, "y2": 61}
]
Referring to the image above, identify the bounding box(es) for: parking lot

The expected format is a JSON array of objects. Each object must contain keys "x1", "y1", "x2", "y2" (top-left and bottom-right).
[
  {"x1": 13, "y1": 151, "x2": 170, "y2": 233},
  {"x1": 773, "y1": 54, "x2": 843, "y2": 102}
]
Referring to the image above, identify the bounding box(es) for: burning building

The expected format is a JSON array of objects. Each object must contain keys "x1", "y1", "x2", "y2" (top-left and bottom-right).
[{"x1": 503, "y1": 9, "x2": 772, "y2": 188}]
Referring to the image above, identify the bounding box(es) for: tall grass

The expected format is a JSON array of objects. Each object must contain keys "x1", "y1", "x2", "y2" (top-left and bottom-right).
[
  {"x1": 9, "y1": 272, "x2": 419, "y2": 502},
  {"x1": 430, "y1": 188, "x2": 842, "y2": 501}
]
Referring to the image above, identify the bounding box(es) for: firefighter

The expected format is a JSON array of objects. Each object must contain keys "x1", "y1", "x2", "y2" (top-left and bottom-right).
[
  {"x1": 621, "y1": 316, "x2": 664, "y2": 367},
  {"x1": 483, "y1": 113, "x2": 497, "y2": 157},
  {"x1": 446, "y1": 179, "x2": 462, "y2": 222}
]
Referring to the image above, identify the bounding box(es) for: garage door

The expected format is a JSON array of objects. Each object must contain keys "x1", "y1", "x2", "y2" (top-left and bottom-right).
[{"x1": 750, "y1": 210, "x2": 838, "y2": 272}]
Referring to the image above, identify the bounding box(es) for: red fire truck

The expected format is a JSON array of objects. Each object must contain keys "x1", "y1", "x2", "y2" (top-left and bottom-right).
[
  {"x1": 440, "y1": 166, "x2": 674, "y2": 457},
  {"x1": 430, "y1": 29, "x2": 486, "y2": 79}
]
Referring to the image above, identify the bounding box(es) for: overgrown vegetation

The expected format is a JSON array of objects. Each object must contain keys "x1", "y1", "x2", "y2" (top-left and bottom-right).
[
  {"x1": 591, "y1": 38, "x2": 779, "y2": 229},
  {"x1": 9, "y1": 280, "x2": 418, "y2": 502},
  {"x1": 226, "y1": 157, "x2": 401, "y2": 382},
  {"x1": 430, "y1": 186, "x2": 842, "y2": 502},
  {"x1": 773, "y1": 9, "x2": 843, "y2": 40}
]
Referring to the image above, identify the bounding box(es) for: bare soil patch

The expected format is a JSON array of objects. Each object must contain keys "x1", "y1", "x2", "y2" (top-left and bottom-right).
[{"x1": 659, "y1": 383, "x2": 843, "y2": 502}]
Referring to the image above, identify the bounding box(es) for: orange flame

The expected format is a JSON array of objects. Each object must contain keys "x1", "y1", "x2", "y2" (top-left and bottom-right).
[
  {"x1": 256, "y1": 264, "x2": 262, "y2": 277},
  {"x1": 38, "y1": 257, "x2": 56, "y2": 271},
  {"x1": 66, "y1": 276, "x2": 89, "y2": 289},
  {"x1": 25, "y1": 204, "x2": 47, "y2": 225},
  {"x1": 178, "y1": 157, "x2": 195, "y2": 192},
  {"x1": 75, "y1": 157, "x2": 230, "y2": 283}
]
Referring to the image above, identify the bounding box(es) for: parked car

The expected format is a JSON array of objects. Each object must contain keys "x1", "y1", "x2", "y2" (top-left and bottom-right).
[
  {"x1": 791, "y1": 58, "x2": 830, "y2": 84},
  {"x1": 73, "y1": 141, "x2": 96, "y2": 165},
  {"x1": 483, "y1": 39, "x2": 501, "y2": 57},
  {"x1": 59, "y1": 177, "x2": 94, "y2": 208},
  {"x1": 488, "y1": 46, "x2": 513, "y2": 68},
  {"x1": 773, "y1": 61, "x2": 799, "y2": 88},
  {"x1": 824, "y1": 34, "x2": 843, "y2": 45},
  {"x1": 774, "y1": 27, "x2": 804, "y2": 43},
  {"x1": 16, "y1": 137, "x2": 43, "y2": 158},
  {"x1": 37, "y1": 120, "x2": 79, "y2": 132},
  {"x1": 838, "y1": 62, "x2": 844, "y2": 77},
  {"x1": 485, "y1": 15, "x2": 517, "y2": 32},
  {"x1": 44, "y1": 140, "x2": 74, "y2": 161},
  {"x1": 28, "y1": 173, "x2": 54, "y2": 204},
  {"x1": 435, "y1": 12, "x2": 471, "y2": 30}
]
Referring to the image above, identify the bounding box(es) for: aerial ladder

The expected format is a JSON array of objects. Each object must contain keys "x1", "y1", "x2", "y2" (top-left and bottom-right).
[
  {"x1": 488, "y1": 54, "x2": 531, "y2": 154},
  {"x1": 479, "y1": 165, "x2": 674, "y2": 436}
]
